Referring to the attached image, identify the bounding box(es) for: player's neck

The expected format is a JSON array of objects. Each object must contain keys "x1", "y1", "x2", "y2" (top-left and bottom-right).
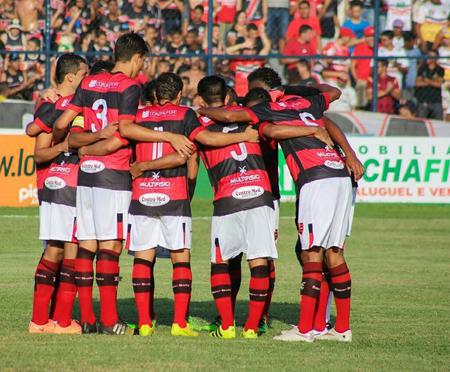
[
  {"x1": 208, "y1": 102, "x2": 225, "y2": 108},
  {"x1": 58, "y1": 83, "x2": 74, "y2": 97},
  {"x1": 112, "y1": 62, "x2": 132, "y2": 77}
]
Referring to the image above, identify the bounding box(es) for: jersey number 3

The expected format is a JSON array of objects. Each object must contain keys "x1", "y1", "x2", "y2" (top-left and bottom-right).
[{"x1": 91, "y1": 99, "x2": 108, "y2": 132}]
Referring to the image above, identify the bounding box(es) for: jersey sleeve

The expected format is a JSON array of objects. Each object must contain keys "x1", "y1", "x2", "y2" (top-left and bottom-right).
[
  {"x1": 67, "y1": 85, "x2": 83, "y2": 113},
  {"x1": 305, "y1": 93, "x2": 331, "y2": 112},
  {"x1": 118, "y1": 84, "x2": 140, "y2": 121},
  {"x1": 69, "y1": 115, "x2": 85, "y2": 134},
  {"x1": 244, "y1": 103, "x2": 274, "y2": 124},
  {"x1": 33, "y1": 101, "x2": 58, "y2": 133},
  {"x1": 183, "y1": 108, "x2": 205, "y2": 141}
]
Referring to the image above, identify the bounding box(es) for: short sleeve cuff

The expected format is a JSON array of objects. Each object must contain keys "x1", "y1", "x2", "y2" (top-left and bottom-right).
[
  {"x1": 188, "y1": 126, "x2": 206, "y2": 142},
  {"x1": 258, "y1": 122, "x2": 270, "y2": 140},
  {"x1": 242, "y1": 107, "x2": 260, "y2": 124},
  {"x1": 70, "y1": 126, "x2": 84, "y2": 134},
  {"x1": 114, "y1": 131, "x2": 129, "y2": 146},
  {"x1": 67, "y1": 103, "x2": 82, "y2": 113},
  {"x1": 322, "y1": 93, "x2": 331, "y2": 110},
  {"x1": 34, "y1": 118, "x2": 52, "y2": 133},
  {"x1": 118, "y1": 114, "x2": 136, "y2": 121}
]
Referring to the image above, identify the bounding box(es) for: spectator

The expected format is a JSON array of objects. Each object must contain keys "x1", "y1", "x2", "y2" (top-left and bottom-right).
[
  {"x1": 320, "y1": 0, "x2": 339, "y2": 43},
  {"x1": 215, "y1": 59, "x2": 235, "y2": 87},
  {"x1": 122, "y1": 0, "x2": 149, "y2": 34},
  {"x1": 189, "y1": 0, "x2": 209, "y2": 23},
  {"x1": 1, "y1": 20, "x2": 27, "y2": 51},
  {"x1": 415, "y1": 50, "x2": 444, "y2": 120},
  {"x1": 89, "y1": 30, "x2": 113, "y2": 62},
  {"x1": 147, "y1": 0, "x2": 164, "y2": 33},
  {"x1": 359, "y1": 0, "x2": 375, "y2": 26},
  {"x1": 206, "y1": 24, "x2": 225, "y2": 54},
  {"x1": 379, "y1": 30, "x2": 409, "y2": 87},
  {"x1": 145, "y1": 25, "x2": 165, "y2": 54},
  {"x1": 180, "y1": 75, "x2": 193, "y2": 106},
  {"x1": 322, "y1": 28, "x2": 354, "y2": 83},
  {"x1": 385, "y1": 0, "x2": 412, "y2": 32},
  {"x1": 187, "y1": 5, "x2": 207, "y2": 42},
  {"x1": 433, "y1": 15, "x2": 450, "y2": 80},
  {"x1": 327, "y1": 74, "x2": 357, "y2": 112},
  {"x1": 15, "y1": 0, "x2": 44, "y2": 33},
  {"x1": 1, "y1": 53, "x2": 29, "y2": 100},
  {"x1": 226, "y1": 23, "x2": 270, "y2": 54},
  {"x1": 160, "y1": 0, "x2": 185, "y2": 35},
  {"x1": 286, "y1": 58, "x2": 320, "y2": 84},
  {"x1": 398, "y1": 100, "x2": 416, "y2": 119},
  {"x1": 403, "y1": 31, "x2": 421, "y2": 102},
  {"x1": 166, "y1": 28, "x2": 185, "y2": 54},
  {"x1": 392, "y1": 19, "x2": 405, "y2": 51},
  {"x1": 243, "y1": 0, "x2": 268, "y2": 27},
  {"x1": 180, "y1": 57, "x2": 206, "y2": 98},
  {"x1": 286, "y1": 1, "x2": 322, "y2": 51},
  {"x1": 414, "y1": 0, "x2": 449, "y2": 52},
  {"x1": 281, "y1": 25, "x2": 317, "y2": 78},
  {"x1": 367, "y1": 60, "x2": 401, "y2": 114},
  {"x1": 342, "y1": 1, "x2": 370, "y2": 39},
  {"x1": 181, "y1": 29, "x2": 204, "y2": 55},
  {"x1": 230, "y1": 10, "x2": 249, "y2": 39},
  {"x1": 267, "y1": 0, "x2": 290, "y2": 51},
  {"x1": 100, "y1": 0, "x2": 122, "y2": 43},
  {"x1": 216, "y1": 0, "x2": 240, "y2": 36},
  {"x1": 350, "y1": 26, "x2": 374, "y2": 107}
]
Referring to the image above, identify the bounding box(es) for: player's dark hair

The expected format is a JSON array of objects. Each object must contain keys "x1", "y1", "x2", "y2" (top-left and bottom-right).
[
  {"x1": 225, "y1": 86, "x2": 238, "y2": 105},
  {"x1": 29, "y1": 37, "x2": 41, "y2": 48},
  {"x1": 55, "y1": 53, "x2": 86, "y2": 84},
  {"x1": 381, "y1": 30, "x2": 394, "y2": 39},
  {"x1": 247, "y1": 23, "x2": 258, "y2": 32},
  {"x1": 90, "y1": 60, "x2": 114, "y2": 74},
  {"x1": 378, "y1": 59, "x2": 389, "y2": 68},
  {"x1": 299, "y1": 25, "x2": 313, "y2": 34},
  {"x1": 194, "y1": 4, "x2": 204, "y2": 13},
  {"x1": 114, "y1": 32, "x2": 148, "y2": 62},
  {"x1": 349, "y1": 0, "x2": 362, "y2": 8},
  {"x1": 247, "y1": 67, "x2": 282, "y2": 89},
  {"x1": 403, "y1": 31, "x2": 415, "y2": 42},
  {"x1": 197, "y1": 75, "x2": 226, "y2": 104},
  {"x1": 244, "y1": 87, "x2": 271, "y2": 107},
  {"x1": 155, "y1": 72, "x2": 183, "y2": 101},
  {"x1": 144, "y1": 80, "x2": 157, "y2": 104},
  {"x1": 299, "y1": 0, "x2": 310, "y2": 7}
]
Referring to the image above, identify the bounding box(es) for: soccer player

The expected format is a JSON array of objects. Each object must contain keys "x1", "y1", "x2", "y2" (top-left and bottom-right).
[
  {"x1": 27, "y1": 53, "x2": 88, "y2": 334},
  {"x1": 127, "y1": 73, "x2": 261, "y2": 337},
  {"x1": 53, "y1": 33, "x2": 193, "y2": 335},
  {"x1": 198, "y1": 74, "x2": 360, "y2": 342},
  {"x1": 196, "y1": 76, "x2": 334, "y2": 340}
]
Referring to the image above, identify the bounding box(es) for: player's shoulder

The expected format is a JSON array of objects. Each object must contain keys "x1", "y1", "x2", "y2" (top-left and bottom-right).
[
  {"x1": 56, "y1": 94, "x2": 73, "y2": 110},
  {"x1": 198, "y1": 115, "x2": 215, "y2": 127},
  {"x1": 34, "y1": 97, "x2": 56, "y2": 115},
  {"x1": 116, "y1": 72, "x2": 140, "y2": 91}
]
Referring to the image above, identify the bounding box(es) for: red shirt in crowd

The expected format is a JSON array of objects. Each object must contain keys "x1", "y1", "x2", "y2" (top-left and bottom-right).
[
  {"x1": 286, "y1": 18, "x2": 321, "y2": 51},
  {"x1": 352, "y1": 42, "x2": 373, "y2": 80},
  {"x1": 368, "y1": 75, "x2": 399, "y2": 114},
  {"x1": 282, "y1": 39, "x2": 317, "y2": 70},
  {"x1": 216, "y1": 0, "x2": 238, "y2": 24}
]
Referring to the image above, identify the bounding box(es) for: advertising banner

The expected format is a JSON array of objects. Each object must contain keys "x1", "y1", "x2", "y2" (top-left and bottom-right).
[{"x1": 279, "y1": 137, "x2": 450, "y2": 203}]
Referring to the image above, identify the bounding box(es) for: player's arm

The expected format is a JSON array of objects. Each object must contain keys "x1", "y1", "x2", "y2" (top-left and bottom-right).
[
  {"x1": 69, "y1": 123, "x2": 119, "y2": 149},
  {"x1": 187, "y1": 152, "x2": 199, "y2": 201},
  {"x1": 282, "y1": 85, "x2": 321, "y2": 97},
  {"x1": 197, "y1": 107, "x2": 253, "y2": 123},
  {"x1": 260, "y1": 123, "x2": 334, "y2": 148},
  {"x1": 53, "y1": 109, "x2": 79, "y2": 144},
  {"x1": 25, "y1": 122, "x2": 44, "y2": 137},
  {"x1": 78, "y1": 135, "x2": 123, "y2": 157},
  {"x1": 34, "y1": 132, "x2": 67, "y2": 164},
  {"x1": 129, "y1": 153, "x2": 189, "y2": 180},
  {"x1": 323, "y1": 116, "x2": 364, "y2": 180},
  {"x1": 303, "y1": 83, "x2": 342, "y2": 102},
  {"x1": 194, "y1": 125, "x2": 259, "y2": 147}
]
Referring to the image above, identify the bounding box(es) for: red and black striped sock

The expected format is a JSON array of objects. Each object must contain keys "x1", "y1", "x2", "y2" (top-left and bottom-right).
[
  {"x1": 75, "y1": 247, "x2": 96, "y2": 325},
  {"x1": 132, "y1": 258, "x2": 153, "y2": 327},
  {"x1": 330, "y1": 263, "x2": 352, "y2": 333},
  {"x1": 262, "y1": 260, "x2": 276, "y2": 320},
  {"x1": 228, "y1": 256, "x2": 242, "y2": 314},
  {"x1": 32, "y1": 257, "x2": 59, "y2": 325},
  {"x1": 149, "y1": 272, "x2": 156, "y2": 320},
  {"x1": 48, "y1": 263, "x2": 62, "y2": 320},
  {"x1": 313, "y1": 269, "x2": 331, "y2": 332},
  {"x1": 172, "y1": 262, "x2": 192, "y2": 328},
  {"x1": 96, "y1": 249, "x2": 120, "y2": 327},
  {"x1": 244, "y1": 265, "x2": 269, "y2": 332},
  {"x1": 298, "y1": 262, "x2": 322, "y2": 334},
  {"x1": 211, "y1": 263, "x2": 234, "y2": 329},
  {"x1": 53, "y1": 258, "x2": 76, "y2": 327}
]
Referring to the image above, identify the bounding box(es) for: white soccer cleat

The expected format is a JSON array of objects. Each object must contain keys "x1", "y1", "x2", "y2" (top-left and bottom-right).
[
  {"x1": 315, "y1": 328, "x2": 352, "y2": 342},
  {"x1": 312, "y1": 328, "x2": 329, "y2": 337},
  {"x1": 281, "y1": 325, "x2": 298, "y2": 335},
  {"x1": 273, "y1": 327, "x2": 314, "y2": 342}
]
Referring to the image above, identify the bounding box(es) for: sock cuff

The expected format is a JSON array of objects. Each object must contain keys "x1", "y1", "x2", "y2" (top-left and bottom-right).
[
  {"x1": 134, "y1": 258, "x2": 153, "y2": 268},
  {"x1": 329, "y1": 263, "x2": 349, "y2": 278},
  {"x1": 40, "y1": 258, "x2": 59, "y2": 272},
  {"x1": 303, "y1": 262, "x2": 323, "y2": 274},
  {"x1": 62, "y1": 259, "x2": 75, "y2": 268},
  {"x1": 97, "y1": 249, "x2": 120, "y2": 262},
  {"x1": 250, "y1": 265, "x2": 269, "y2": 278},
  {"x1": 77, "y1": 247, "x2": 96, "y2": 260},
  {"x1": 211, "y1": 263, "x2": 228, "y2": 275},
  {"x1": 173, "y1": 262, "x2": 191, "y2": 269}
]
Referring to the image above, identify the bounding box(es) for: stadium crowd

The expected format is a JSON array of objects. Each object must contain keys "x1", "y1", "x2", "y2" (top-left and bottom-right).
[{"x1": 0, "y1": 0, "x2": 449, "y2": 120}]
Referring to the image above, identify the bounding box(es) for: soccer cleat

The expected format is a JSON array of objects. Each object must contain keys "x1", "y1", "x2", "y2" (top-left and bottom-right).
[
  {"x1": 138, "y1": 323, "x2": 155, "y2": 337},
  {"x1": 81, "y1": 322, "x2": 98, "y2": 334},
  {"x1": 53, "y1": 320, "x2": 82, "y2": 335},
  {"x1": 201, "y1": 316, "x2": 221, "y2": 332},
  {"x1": 28, "y1": 320, "x2": 55, "y2": 334},
  {"x1": 258, "y1": 317, "x2": 269, "y2": 334},
  {"x1": 315, "y1": 328, "x2": 352, "y2": 342},
  {"x1": 241, "y1": 328, "x2": 258, "y2": 339},
  {"x1": 281, "y1": 325, "x2": 298, "y2": 335},
  {"x1": 312, "y1": 328, "x2": 329, "y2": 337},
  {"x1": 209, "y1": 324, "x2": 236, "y2": 339},
  {"x1": 98, "y1": 320, "x2": 129, "y2": 335},
  {"x1": 273, "y1": 327, "x2": 314, "y2": 342},
  {"x1": 171, "y1": 323, "x2": 199, "y2": 337}
]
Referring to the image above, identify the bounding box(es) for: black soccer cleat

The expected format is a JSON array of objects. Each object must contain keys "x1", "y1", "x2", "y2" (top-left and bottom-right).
[
  {"x1": 81, "y1": 322, "x2": 98, "y2": 334},
  {"x1": 98, "y1": 320, "x2": 129, "y2": 335}
]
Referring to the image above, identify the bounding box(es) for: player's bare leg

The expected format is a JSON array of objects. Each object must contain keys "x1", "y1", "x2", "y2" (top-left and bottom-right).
[
  {"x1": 169, "y1": 249, "x2": 197, "y2": 336},
  {"x1": 29, "y1": 242, "x2": 64, "y2": 333},
  {"x1": 132, "y1": 248, "x2": 156, "y2": 336},
  {"x1": 242, "y1": 258, "x2": 269, "y2": 339},
  {"x1": 74, "y1": 240, "x2": 98, "y2": 333},
  {"x1": 315, "y1": 248, "x2": 352, "y2": 342},
  {"x1": 52, "y1": 242, "x2": 81, "y2": 334}
]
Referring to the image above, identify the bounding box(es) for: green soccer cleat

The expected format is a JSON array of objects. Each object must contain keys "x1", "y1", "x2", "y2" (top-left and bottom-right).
[
  {"x1": 258, "y1": 318, "x2": 269, "y2": 334},
  {"x1": 209, "y1": 324, "x2": 236, "y2": 339},
  {"x1": 241, "y1": 328, "x2": 258, "y2": 339},
  {"x1": 203, "y1": 316, "x2": 222, "y2": 332},
  {"x1": 171, "y1": 323, "x2": 199, "y2": 337}
]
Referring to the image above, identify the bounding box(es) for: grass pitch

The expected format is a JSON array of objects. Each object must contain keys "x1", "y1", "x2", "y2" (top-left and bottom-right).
[{"x1": 0, "y1": 201, "x2": 449, "y2": 371}]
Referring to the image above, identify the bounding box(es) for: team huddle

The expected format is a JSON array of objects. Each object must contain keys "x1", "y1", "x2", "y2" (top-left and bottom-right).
[{"x1": 27, "y1": 32, "x2": 364, "y2": 342}]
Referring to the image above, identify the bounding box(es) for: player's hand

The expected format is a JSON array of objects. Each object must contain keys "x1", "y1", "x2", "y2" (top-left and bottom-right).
[
  {"x1": 313, "y1": 127, "x2": 334, "y2": 148},
  {"x1": 78, "y1": 146, "x2": 87, "y2": 158},
  {"x1": 58, "y1": 137, "x2": 69, "y2": 153},
  {"x1": 244, "y1": 125, "x2": 259, "y2": 143},
  {"x1": 168, "y1": 133, "x2": 194, "y2": 158},
  {"x1": 40, "y1": 87, "x2": 59, "y2": 102},
  {"x1": 99, "y1": 122, "x2": 118, "y2": 139},
  {"x1": 129, "y1": 162, "x2": 144, "y2": 179},
  {"x1": 345, "y1": 153, "x2": 365, "y2": 181}
]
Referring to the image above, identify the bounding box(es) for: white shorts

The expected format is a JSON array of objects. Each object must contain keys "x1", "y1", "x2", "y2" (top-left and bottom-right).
[
  {"x1": 346, "y1": 187, "x2": 357, "y2": 237},
  {"x1": 211, "y1": 206, "x2": 278, "y2": 263},
  {"x1": 297, "y1": 177, "x2": 352, "y2": 251},
  {"x1": 127, "y1": 214, "x2": 192, "y2": 252},
  {"x1": 76, "y1": 186, "x2": 131, "y2": 241},
  {"x1": 39, "y1": 202, "x2": 76, "y2": 242},
  {"x1": 272, "y1": 199, "x2": 280, "y2": 243}
]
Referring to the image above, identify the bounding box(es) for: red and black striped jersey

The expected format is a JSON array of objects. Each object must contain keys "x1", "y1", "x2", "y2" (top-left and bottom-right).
[
  {"x1": 34, "y1": 95, "x2": 73, "y2": 204},
  {"x1": 244, "y1": 94, "x2": 349, "y2": 191},
  {"x1": 129, "y1": 103, "x2": 205, "y2": 217},
  {"x1": 197, "y1": 113, "x2": 274, "y2": 217},
  {"x1": 69, "y1": 71, "x2": 140, "y2": 191},
  {"x1": 259, "y1": 125, "x2": 280, "y2": 200}
]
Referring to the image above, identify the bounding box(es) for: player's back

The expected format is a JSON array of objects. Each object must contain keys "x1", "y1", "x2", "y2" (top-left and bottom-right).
[{"x1": 197, "y1": 115, "x2": 273, "y2": 216}]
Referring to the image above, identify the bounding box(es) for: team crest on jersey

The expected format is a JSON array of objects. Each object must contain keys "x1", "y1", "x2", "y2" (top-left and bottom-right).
[
  {"x1": 139, "y1": 193, "x2": 170, "y2": 207},
  {"x1": 80, "y1": 160, "x2": 105, "y2": 173},
  {"x1": 45, "y1": 176, "x2": 66, "y2": 190},
  {"x1": 324, "y1": 160, "x2": 345, "y2": 170},
  {"x1": 142, "y1": 110, "x2": 149, "y2": 118},
  {"x1": 88, "y1": 80, "x2": 97, "y2": 88},
  {"x1": 239, "y1": 166, "x2": 247, "y2": 175},
  {"x1": 232, "y1": 185, "x2": 264, "y2": 200}
]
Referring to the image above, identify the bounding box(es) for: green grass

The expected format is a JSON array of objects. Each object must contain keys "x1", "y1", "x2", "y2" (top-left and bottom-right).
[{"x1": 0, "y1": 202, "x2": 449, "y2": 371}]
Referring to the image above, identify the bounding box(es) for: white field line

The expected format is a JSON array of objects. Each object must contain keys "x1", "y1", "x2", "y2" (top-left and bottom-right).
[{"x1": 0, "y1": 215, "x2": 295, "y2": 220}]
